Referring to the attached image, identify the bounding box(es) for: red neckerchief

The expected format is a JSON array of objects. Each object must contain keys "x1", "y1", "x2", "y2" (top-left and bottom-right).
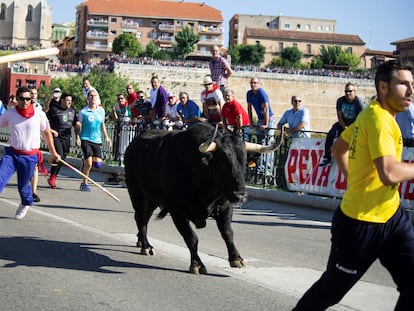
[
  {"x1": 15, "y1": 104, "x2": 34, "y2": 118},
  {"x1": 203, "y1": 85, "x2": 220, "y2": 98}
]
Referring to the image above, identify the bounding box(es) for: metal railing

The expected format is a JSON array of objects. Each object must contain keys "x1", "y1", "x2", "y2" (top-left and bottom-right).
[{"x1": 0, "y1": 122, "x2": 301, "y2": 190}]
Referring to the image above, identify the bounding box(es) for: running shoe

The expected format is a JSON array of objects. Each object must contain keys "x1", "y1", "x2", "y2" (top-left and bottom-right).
[
  {"x1": 15, "y1": 204, "x2": 30, "y2": 220},
  {"x1": 80, "y1": 183, "x2": 91, "y2": 192}
]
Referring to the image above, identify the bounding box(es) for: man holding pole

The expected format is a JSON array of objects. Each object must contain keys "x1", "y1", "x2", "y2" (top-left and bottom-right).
[{"x1": 0, "y1": 86, "x2": 60, "y2": 219}]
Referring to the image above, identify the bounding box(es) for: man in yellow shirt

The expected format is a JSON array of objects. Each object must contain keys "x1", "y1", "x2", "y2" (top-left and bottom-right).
[{"x1": 294, "y1": 61, "x2": 414, "y2": 310}]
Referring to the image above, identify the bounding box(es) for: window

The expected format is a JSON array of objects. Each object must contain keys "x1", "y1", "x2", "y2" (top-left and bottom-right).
[
  {"x1": 26, "y1": 5, "x2": 33, "y2": 22},
  {"x1": 255, "y1": 40, "x2": 260, "y2": 45},
  {"x1": 326, "y1": 26, "x2": 331, "y2": 32},
  {"x1": 136, "y1": 32, "x2": 142, "y2": 38},
  {"x1": 0, "y1": 3, "x2": 6, "y2": 20},
  {"x1": 318, "y1": 25, "x2": 323, "y2": 31},
  {"x1": 296, "y1": 24, "x2": 301, "y2": 30},
  {"x1": 278, "y1": 42, "x2": 284, "y2": 52},
  {"x1": 284, "y1": 23, "x2": 290, "y2": 29},
  {"x1": 306, "y1": 44, "x2": 311, "y2": 54},
  {"x1": 305, "y1": 24, "x2": 311, "y2": 30},
  {"x1": 16, "y1": 79, "x2": 22, "y2": 88},
  {"x1": 110, "y1": 30, "x2": 117, "y2": 35},
  {"x1": 293, "y1": 43, "x2": 298, "y2": 48},
  {"x1": 151, "y1": 21, "x2": 157, "y2": 27},
  {"x1": 111, "y1": 17, "x2": 117, "y2": 23}
]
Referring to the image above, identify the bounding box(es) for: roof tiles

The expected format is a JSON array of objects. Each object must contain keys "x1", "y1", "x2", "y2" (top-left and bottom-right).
[{"x1": 80, "y1": 0, "x2": 223, "y2": 22}]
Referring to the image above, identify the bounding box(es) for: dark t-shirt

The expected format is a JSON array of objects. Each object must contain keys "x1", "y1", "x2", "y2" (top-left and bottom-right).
[
  {"x1": 132, "y1": 99, "x2": 152, "y2": 117},
  {"x1": 336, "y1": 95, "x2": 365, "y2": 126},
  {"x1": 46, "y1": 105, "x2": 78, "y2": 139}
]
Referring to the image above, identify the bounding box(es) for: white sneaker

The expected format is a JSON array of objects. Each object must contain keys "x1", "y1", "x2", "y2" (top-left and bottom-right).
[{"x1": 15, "y1": 204, "x2": 30, "y2": 220}]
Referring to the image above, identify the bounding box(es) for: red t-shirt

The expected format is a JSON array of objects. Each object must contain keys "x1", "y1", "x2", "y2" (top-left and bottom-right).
[{"x1": 221, "y1": 99, "x2": 250, "y2": 127}]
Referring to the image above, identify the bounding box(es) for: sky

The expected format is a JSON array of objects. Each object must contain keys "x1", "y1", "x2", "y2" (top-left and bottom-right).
[{"x1": 47, "y1": 0, "x2": 413, "y2": 52}]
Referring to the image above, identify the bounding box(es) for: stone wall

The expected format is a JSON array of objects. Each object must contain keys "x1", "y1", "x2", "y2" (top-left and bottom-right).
[{"x1": 114, "y1": 63, "x2": 375, "y2": 133}]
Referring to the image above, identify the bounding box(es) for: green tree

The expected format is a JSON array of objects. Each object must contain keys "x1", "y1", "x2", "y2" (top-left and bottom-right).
[
  {"x1": 280, "y1": 46, "x2": 302, "y2": 67},
  {"x1": 112, "y1": 32, "x2": 142, "y2": 58},
  {"x1": 174, "y1": 26, "x2": 200, "y2": 60},
  {"x1": 40, "y1": 72, "x2": 137, "y2": 114},
  {"x1": 227, "y1": 45, "x2": 240, "y2": 64},
  {"x1": 238, "y1": 44, "x2": 265, "y2": 66},
  {"x1": 145, "y1": 41, "x2": 158, "y2": 58},
  {"x1": 318, "y1": 45, "x2": 360, "y2": 69},
  {"x1": 337, "y1": 50, "x2": 361, "y2": 70}
]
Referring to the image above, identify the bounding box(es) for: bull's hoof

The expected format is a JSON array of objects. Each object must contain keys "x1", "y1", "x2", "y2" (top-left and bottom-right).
[
  {"x1": 141, "y1": 247, "x2": 155, "y2": 256},
  {"x1": 230, "y1": 259, "x2": 245, "y2": 268},
  {"x1": 190, "y1": 264, "x2": 208, "y2": 274}
]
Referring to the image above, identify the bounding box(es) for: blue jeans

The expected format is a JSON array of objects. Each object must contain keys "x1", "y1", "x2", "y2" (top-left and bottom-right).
[{"x1": 0, "y1": 147, "x2": 38, "y2": 206}]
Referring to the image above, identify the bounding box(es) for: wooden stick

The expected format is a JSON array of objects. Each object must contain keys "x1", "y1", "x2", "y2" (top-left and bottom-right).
[{"x1": 59, "y1": 159, "x2": 120, "y2": 202}]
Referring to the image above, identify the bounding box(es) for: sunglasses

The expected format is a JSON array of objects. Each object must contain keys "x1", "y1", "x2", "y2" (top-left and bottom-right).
[
  {"x1": 345, "y1": 90, "x2": 354, "y2": 93},
  {"x1": 293, "y1": 99, "x2": 302, "y2": 103},
  {"x1": 118, "y1": 97, "x2": 124, "y2": 100},
  {"x1": 18, "y1": 96, "x2": 31, "y2": 101}
]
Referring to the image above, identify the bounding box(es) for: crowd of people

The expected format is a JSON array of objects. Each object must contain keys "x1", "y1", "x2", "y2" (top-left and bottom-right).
[{"x1": 0, "y1": 56, "x2": 414, "y2": 310}]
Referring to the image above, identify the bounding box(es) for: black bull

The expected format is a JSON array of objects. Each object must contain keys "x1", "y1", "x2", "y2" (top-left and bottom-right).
[{"x1": 124, "y1": 123, "x2": 278, "y2": 274}]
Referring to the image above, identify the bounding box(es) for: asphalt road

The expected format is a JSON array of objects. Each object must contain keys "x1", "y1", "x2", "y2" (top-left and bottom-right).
[{"x1": 0, "y1": 164, "x2": 398, "y2": 311}]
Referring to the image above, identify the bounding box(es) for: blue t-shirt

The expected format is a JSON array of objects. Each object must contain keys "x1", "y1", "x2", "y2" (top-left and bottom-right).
[
  {"x1": 396, "y1": 103, "x2": 414, "y2": 140},
  {"x1": 278, "y1": 107, "x2": 311, "y2": 138},
  {"x1": 78, "y1": 106, "x2": 105, "y2": 144},
  {"x1": 176, "y1": 100, "x2": 201, "y2": 127},
  {"x1": 246, "y1": 88, "x2": 273, "y2": 121}
]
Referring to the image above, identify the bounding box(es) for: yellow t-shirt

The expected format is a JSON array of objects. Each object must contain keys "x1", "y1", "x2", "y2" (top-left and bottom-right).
[{"x1": 340, "y1": 100, "x2": 402, "y2": 223}]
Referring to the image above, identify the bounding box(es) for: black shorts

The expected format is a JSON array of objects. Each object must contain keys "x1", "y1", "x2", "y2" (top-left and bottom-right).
[{"x1": 81, "y1": 140, "x2": 102, "y2": 160}]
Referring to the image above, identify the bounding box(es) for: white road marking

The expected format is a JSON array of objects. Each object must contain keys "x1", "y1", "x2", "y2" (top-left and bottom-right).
[{"x1": 1, "y1": 198, "x2": 398, "y2": 310}]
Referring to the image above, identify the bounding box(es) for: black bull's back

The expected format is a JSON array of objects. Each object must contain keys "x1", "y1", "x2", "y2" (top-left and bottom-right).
[{"x1": 124, "y1": 122, "x2": 247, "y2": 274}]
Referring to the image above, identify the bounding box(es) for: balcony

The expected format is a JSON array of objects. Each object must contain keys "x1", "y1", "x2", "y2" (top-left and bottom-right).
[
  {"x1": 158, "y1": 36, "x2": 174, "y2": 43},
  {"x1": 87, "y1": 19, "x2": 108, "y2": 27},
  {"x1": 85, "y1": 44, "x2": 109, "y2": 51},
  {"x1": 198, "y1": 38, "x2": 221, "y2": 45},
  {"x1": 86, "y1": 31, "x2": 109, "y2": 39},
  {"x1": 122, "y1": 20, "x2": 139, "y2": 32},
  {"x1": 197, "y1": 25, "x2": 223, "y2": 35},
  {"x1": 159, "y1": 24, "x2": 175, "y2": 32}
]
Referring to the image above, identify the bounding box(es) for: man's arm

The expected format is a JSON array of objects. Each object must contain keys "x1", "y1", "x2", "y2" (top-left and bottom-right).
[
  {"x1": 374, "y1": 155, "x2": 414, "y2": 186},
  {"x1": 224, "y1": 63, "x2": 232, "y2": 79},
  {"x1": 42, "y1": 129, "x2": 61, "y2": 163}
]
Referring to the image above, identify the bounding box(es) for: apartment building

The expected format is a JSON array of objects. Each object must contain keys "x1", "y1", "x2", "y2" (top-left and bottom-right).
[
  {"x1": 229, "y1": 14, "x2": 366, "y2": 67},
  {"x1": 391, "y1": 37, "x2": 414, "y2": 64},
  {"x1": 0, "y1": 0, "x2": 52, "y2": 47},
  {"x1": 229, "y1": 14, "x2": 337, "y2": 47},
  {"x1": 75, "y1": 0, "x2": 224, "y2": 64}
]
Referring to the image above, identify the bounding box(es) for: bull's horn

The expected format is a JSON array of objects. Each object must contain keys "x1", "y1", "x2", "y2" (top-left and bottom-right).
[
  {"x1": 199, "y1": 141, "x2": 217, "y2": 153},
  {"x1": 245, "y1": 141, "x2": 278, "y2": 153}
]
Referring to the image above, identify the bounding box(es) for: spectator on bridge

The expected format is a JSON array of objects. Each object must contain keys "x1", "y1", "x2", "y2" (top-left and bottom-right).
[
  {"x1": 46, "y1": 93, "x2": 80, "y2": 189},
  {"x1": 200, "y1": 75, "x2": 224, "y2": 127},
  {"x1": 46, "y1": 87, "x2": 62, "y2": 111},
  {"x1": 294, "y1": 60, "x2": 414, "y2": 311},
  {"x1": 130, "y1": 90, "x2": 153, "y2": 126},
  {"x1": 319, "y1": 82, "x2": 365, "y2": 166},
  {"x1": 126, "y1": 83, "x2": 137, "y2": 106},
  {"x1": 162, "y1": 91, "x2": 183, "y2": 129},
  {"x1": 82, "y1": 78, "x2": 101, "y2": 107},
  {"x1": 150, "y1": 74, "x2": 168, "y2": 122},
  {"x1": 77, "y1": 89, "x2": 111, "y2": 192},
  {"x1": 396, "y1": 103, "x2": 414, "y2": 147},
  {"x1": 221, "y1": 89, "x2": 250, "y2": 137},
  {"x1": 246, "y1": 76, "x2": 276, "y2": 140},
  {"x1": 0, "y1": 99, "x2": 5, "y2": 116},
  {"x1": 209, "y1": 45, "x2": 232, "y2": 94},
  {"x1": 0, "y1": 86, "x2": 60, "y2": 219},
  {"x1": 176, "y1": 91, "x2": 202, "y2": 127},
  {"x1": 277, "y1": 95, "x2": 311, "y2": 138},
  {"x1": 112, "y1": 93, "x2": 131, "y2": 123}
]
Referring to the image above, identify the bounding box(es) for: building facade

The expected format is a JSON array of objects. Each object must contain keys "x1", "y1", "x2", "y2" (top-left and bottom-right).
[
  {"x1": 229, "y1": 14, "x2": 337, "y2": 47},
  {"x1": 391, "y1": 37, "x2": 414, "y2": 64},
  {"x1": 229, "y1": 14, "x2": 366, "y2": 67},
  {"x1": 0, "y1": 0, "x2": 52, "y2": 48},
  {"x1": 75, "y1": 0, "x2": 224, "y2": 64}
]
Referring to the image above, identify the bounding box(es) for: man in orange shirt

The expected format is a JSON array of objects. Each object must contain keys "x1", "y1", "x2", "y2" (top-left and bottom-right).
[{"x1": 221, "y1": 89, "x2": 249, "y2": 136}]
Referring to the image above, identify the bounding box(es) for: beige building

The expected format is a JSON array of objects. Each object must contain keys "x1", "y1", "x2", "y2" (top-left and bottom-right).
[
  {"x1": 229, "y1": 14, "x2": 337, "y2": 47},
  {"x1": 391, "y1": 37, "x2": 414, "y2": 64},
  {"x1": 243, "y1": 27, "x2": 365, "y2": 66},
  {"x1": 75, "y1": 0, "x2": 224, "y2": 64},
  {"x1": 230, "y1": 14, "x2": 366, "y2": 67},
  {"x1": 0, "y1": 0, "x2": 52, "y2": 47}
]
